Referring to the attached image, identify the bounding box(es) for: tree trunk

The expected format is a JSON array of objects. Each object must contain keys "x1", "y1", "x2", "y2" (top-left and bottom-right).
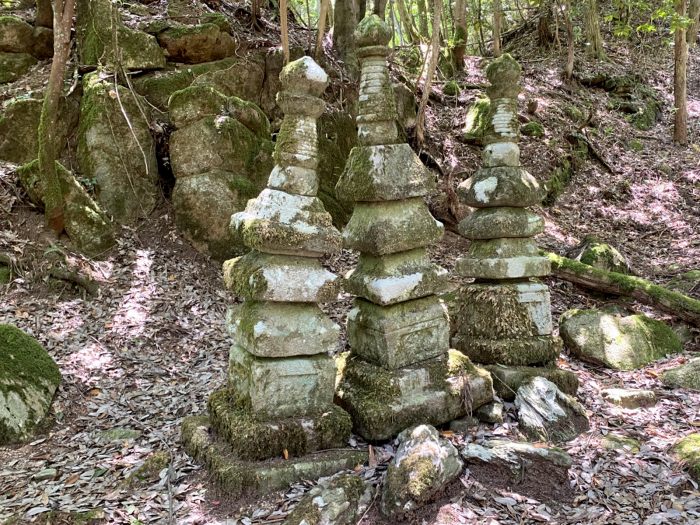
[
  {"x1": 559, "y1": 0, "x2": 574, "y2": 80},
  {"x1": 333, "y1": 0, "x2": 360, "y2": 71},
  {"x1": 280, "y1": 0, "x2": 290, "y2": 63},
  {"x1": 688, "y1": 0, "x2": 700, "y2": 45},
  {"x1": 547, "y1": 253, "x2": 700, "y2": 327},
  {"x1": 452, "y1": 0, "x2": 467, "y2": 70},
  {"x1": 584, "y1": 0, "x2": 605, "y2": 60},
  {"x1": 416, "y1": 0, "x2": 430, "y2": 38},
  {"x1": 538, "y1": 0, "x2": 554, "y2": 47},
  {"x1": 315, "y1": 0, "x2": 330, "y2": 58},
  {"x1": 373, "y1": 0, "x2": 388, "y2": 19},
  {"x1": 416, "y1": 0, "x2": 441, "y2": 145},
  {"x1": 675, "y1": 0, "x2": 689, "y2": 145},
  {"x1": 38, "y1": 0, "x2": 75, "y2": 234},
  {"x1": 396, "y1": 0, "x2": 417, "y2": 43},
  {"x1": 493, "y1": 0, "x2": 502, "y2": 57},
  {"x1": 36, "y1": 0, "x2": 53, "y2": 29}
]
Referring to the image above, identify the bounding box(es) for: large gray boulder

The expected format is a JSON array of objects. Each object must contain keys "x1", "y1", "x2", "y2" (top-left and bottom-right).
[
  {"x1": 560, "y1": 309, "x2": 682, "y2": 370},
  {"x1": 381, "y1": 425, "x2": 463, "y2": 517},
  {"x1": 0, "y1": 324, "x2": 61, "y2": 444},
  {"x1": 77, "y1": 72, "x2": 160, "y2": 224}
]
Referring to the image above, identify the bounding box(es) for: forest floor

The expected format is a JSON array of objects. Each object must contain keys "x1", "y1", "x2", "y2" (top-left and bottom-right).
[{"x1": 1, "y1": 18, "x2": 700, "y2": 525}]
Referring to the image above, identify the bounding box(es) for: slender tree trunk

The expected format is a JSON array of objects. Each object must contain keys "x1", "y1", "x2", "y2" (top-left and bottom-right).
[
  {"x1": 333, "y1": 0, "x2": 362, "y2": 73},
  {"x1": 475, "y1": 0, "x2": 486, "y2": 54},
  {"x1": 675, "y1": 0, "x2": 689, "y2": 144},
  {"x1": 493, "y1": 0, "x2": 502, "y2": 56},
  {"x1": 315, "y1": 0, "x2": 329, "y2": 58},
  {"x1": 36, "y1": 0, "x2": 53, "y2": 29},
  {"x1": 538, "y1": 0, "x2": 554, "y2": 47},
  {"x1": 416, "y1": 0, "x2": 429, "y2": 38},
  {"x1": 38, "y1": 0, "x2": 75, "y2": 234},
  {"x1": 559, "y1": 0, "x2": 574, "y2": 80},
  {"x1": 688, "y1": 0, "x2": 700, "y2": 45},
  {"x1": 416, "y1": 0, "x2": 441, "y2": 145},
  {"x1": 280, "y1": 0, "x2": 290, "y2": 63},
  {"x1": 453, "y1": 0, "x2": 467, "y2": 70},
  {"x1": 396, "y1": 0, "x2": 417, "y2": 43},
  {"x1": 373, "y1": 0, "x2": 388, "y2": 19},
  {"x1": 584, "y1": 0, "x2": 605, "y2": 60}
]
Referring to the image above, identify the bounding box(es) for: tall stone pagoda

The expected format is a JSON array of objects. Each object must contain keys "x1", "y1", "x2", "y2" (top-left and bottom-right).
[
  {"x1": 336, "y1": 15, "x2": 494, "y2": 441},
  {"x1": 182, "y1": 56, "x2": 365, "y2": 495}
]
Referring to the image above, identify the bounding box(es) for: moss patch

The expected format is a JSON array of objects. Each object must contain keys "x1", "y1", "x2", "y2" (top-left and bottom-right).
[
  {"x1": 129, "y1": 450, "x2": 169, "y2": 485},
  {"x1": 443, "y1": 80, "x2": 460, "y2": 97},
  {"x1": 521, "y1": 121, "x2": 544, "y2": 137},
  {"x1": 672, "y1": 433, "x2": 700, "y2": 481},
  {"x1": 463, "y1": 97, "x2": 491, "y2": 144}
]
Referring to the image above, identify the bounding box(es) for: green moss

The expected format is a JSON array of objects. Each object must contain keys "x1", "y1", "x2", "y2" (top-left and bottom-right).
[
  {"x1": 564, "y1": 105, "x2": 584, "y2": 121},
  {"x1": 629, "y1": 139, "x2": 644, "y2": 152},
  {"x1": 384, "y1": 455, "x2": 438, "y2": 508},
  {"x1": 672, "y1": 433, "x2": 700, "y2": 480},
  {"x1": 578, "y1": 238, "x2": 630, "y2": 274},
  {"x1": 463, "y1": 97, "x2": 491, "y2": 144},
  {"x1": 455, "y1": 285, "x2": 536, "y2": 339},
  {"x1": 443, "y1": 80, "x2": 460, "y2": 97},
  {"x1": 521, "y1": 121, "x2": 544, "y2": 138},
  {"x1": 129, "y1": 451, "x2": 169, "y2": 485},
  {"x1": 543, "y1": 158, "x2": 573, "y2": 206},
  {"x1": 0, "y1": 264, "x2": 11, "y2": 284}
]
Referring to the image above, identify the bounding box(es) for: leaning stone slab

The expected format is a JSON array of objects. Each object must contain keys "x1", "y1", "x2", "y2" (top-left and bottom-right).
[
  {"x1": 459, "y1": 207, "x2": 544, "y2": 239},
  {"x1": 338, "y1": 351, "x2": 493, "y2": 441},
  {"x1": 228, "y1": 346, "x2": 336, "y2": 419},
  {"x1": 458, "y1": 166, "x2": 544, "y2": 208},
  {"x1": 515, "y1": 377, "x2": 589, "y2": 443},
  {"x1": 381, "y1": 425, "x2": 463, "y2": 517},
  {"x1": 0, "y1": 324, "x2": 61, "y2": 445},
  {"x1": 601, "y1": 388, "x2": 656, "y2": 409},
  {"x1": 662, "y1": 358, "x2": 700, "y2": 390},
  {"x1": 208, "y1": 388, "x2": 351, "y2": 461},
  {"x1": 453, "y1": 335, "x2": 561, "y2": 367},
  {"x1": 342, "y1": 198, "x2": 443, "y2": 256},
  {"x1": 226, "y1": 302, "x2": 339, "y2": 358},
  {"x1": 559, "y1": 309, "x2": 682, "y2": 371},
  {"x1": 347, "y1": 296, "x2": 449, "y2": 369},
  {"x1": 485, "y1": 364, "x2": 579, "y2": 401},
  {"x1": 181, "y1": 416, "x2": 367, "y2": 497},
  {"x1": 456, "y1": 254, "x2": 550, "y2": 279},
  {"x1": 461, "y1": 439, "x2": 572, "y2": 502},
  {"x1": 223, "y1": 251, "x2": 340, "y2": 303},
  {"x1": 345, "y1": 248, "x2": 448, "y2": 305},
  {"x1": 336, "y1": 144, "x2": 435, "y2": 202}
]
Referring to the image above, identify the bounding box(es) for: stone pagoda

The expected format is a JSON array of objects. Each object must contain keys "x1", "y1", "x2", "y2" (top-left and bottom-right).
[
  {"x1": 336, "y1": 15, "x2": 494, "y2": 441},
  {"x1": 453, "y1": 54, "x2": 576, "y2": 400},
  {"x1": 181, "y1": 56, "x2": 365, "y2": 495}
]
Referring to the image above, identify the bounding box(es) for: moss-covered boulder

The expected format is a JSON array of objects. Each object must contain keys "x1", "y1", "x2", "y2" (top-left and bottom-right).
[
  {"x1": 17, "y1": 160, "x2": 115, "y2": 256},
  {"x1": 662, "y1": 358, "x2": 700, "y2": 390},
  {"x1": 0, "y1": 96, "x2": 79, "y2": 164},
  {"x1": 76, "y1": 0, "x2": 165, "y2": 69},
  {"x1": 0, "y1": 16, "x2": 34, "y2": 53},
  {"x1": 560, "y1": 309, "x2": 682, "y2": 370},
  {"x1": 672, "y1": 433, "x2": 700, "y2": 481},
  {"x1": 572, "y1": 237, "x2": 631, "y2": 274},
  {"x1": 463, "y1": 97, "x2": 490, "y2": 144},
  {"x1": 0, "y1": 52, "x2": 36, "y2": 84},
  {"x1": 0, "y1": 324, "x2": 61, "y2": 445},
  {"x1": 521, "y1": 121, "x2": 544, "y2": 137},
  {"x1": 156, "y1": 23, "x2": 237, "y2": 64},
  {"x1": 77, "y1": 72, "x2": 159, "y2": 224}
]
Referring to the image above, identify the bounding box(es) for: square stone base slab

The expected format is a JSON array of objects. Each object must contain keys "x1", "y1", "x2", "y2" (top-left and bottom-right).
[
  {"x1": 485, "y1": 365, "x2": 579, "y2": 401},
  {"x1": 208, "y1": 388, "x2": 352, "y2": 461},
  {"x1": 337, "y1": 350, "x2": 494, "y2": 441},
  {"x1": 182, "y1": 415, "x2": 367, "y2": 497},
  {"x1": 451, "y1": 335, "x2": 562, "y2": 366}
]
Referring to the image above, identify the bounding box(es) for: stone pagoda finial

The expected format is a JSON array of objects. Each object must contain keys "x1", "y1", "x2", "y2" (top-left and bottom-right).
[
  {"x1": 181, "y1": 56, "x2": 365, "y2": 497},
  {"x1": 452, "y1": 54, "x2": 567, "y2": 380},
  {"x1": 335, "y1": 16, "x2": 494, "y2": 441}
]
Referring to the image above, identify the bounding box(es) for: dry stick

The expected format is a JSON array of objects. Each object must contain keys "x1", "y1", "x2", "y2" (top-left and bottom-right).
[
  {"x1": 415, "y1": 0, "x2": 441, "y2": 146},
  {"x1": 280, "y1": 0, "x2": 290, "y2": 64}
]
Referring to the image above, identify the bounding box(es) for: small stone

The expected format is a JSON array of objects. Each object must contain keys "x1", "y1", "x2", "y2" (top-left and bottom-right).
[
  {"x1": 485, "y1": 54, "x2": 522, "y2": 99},
  {"x1": 476, "y1": 401, "x2": 504, "y2": 423},
  {"x1": 449, "y1": 415, "x2": 480, "y2": 432},
  {"x1": 485, "y1": 365, "x2": 579, "y2": 401},
  {"x1": 33, "y1": 468, "x2": 58, "y2": 481},
  {"x1": 280, "y1": 55, "x2": 329, "y2": 97},
  {"x1": 662, "y1": 358, "x2": 700, "y2": 390},
  {"x1": 573, "y1": 237, "x2": 631, "y2": 274},
  {"x1": 601, "y1": 388, "x2": 656, "y2": 409},
  {"x1": 459, "y1": 207, "x2": 544, "y2": 240},
  {"x1": 458, "y1": 166, "x2": 544, "y2": 208},
  {"x1": 601, "y1": 433, "x2": 640, "y2": 453},
  {"x1": 515, "y1": 377, "x2": 589, "y2": 443},
  {"x1": 381, "y1": 425, "x2": 463, "y2": 517}
]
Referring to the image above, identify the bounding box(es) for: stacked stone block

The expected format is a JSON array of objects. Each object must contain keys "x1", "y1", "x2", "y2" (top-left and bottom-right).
[
  {"x1": 336, "y1": 16, "x2": 493, "y2": 442},
  {"x1": 453, "y1": 55, "x2": 571, "y2": 386},
  {"x1": 181, "y1": 57, "x2": 364, "y2": 496}
]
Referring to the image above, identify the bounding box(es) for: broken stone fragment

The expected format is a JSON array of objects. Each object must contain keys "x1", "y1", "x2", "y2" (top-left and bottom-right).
[
  {"x1": 515, "y1": 377, "x2": 589, "y2": 443},
  {"x1": 228, "y1": 346, "x2": 336, "y2": 419},
  {"x1": 459, "y1": 207, "x2": 544, "y2": 239},
  {"x1": 476, "y1": 401, "x2": 505, "y2": 424},
  {"x1": 381, "y1": 425, "x2": 463, "y2": 517},
  {"x1": 344, "y1": 248, "x2": 448, "y2": 306},
  {"x1": 458, "y1": 166, "x2": 544, "y2": 208},
  {"x1": 671, "y1": 433, "x2": 700, "y2": 481},
  {"x1": 342, "y1": 198, "x2": 444, "y2": 256},
  {"x1": 223, "y1": 251, "x2": 340, "y2": 303},
  {"x1": 226, "y1": 302, "x2": 339, "y2": 358},
  {"x1": 601, "y1": 388, "x2": 656, "y2": 409},
  {"x1": 485, "y1": 364, "x2": 579, "y2": 401},
  {"x1": 347, "y1": 296, "x2": 449, "y2": 369},
  {"x1": 336, "y1": 143, "x2": 435, "y2": 202}
]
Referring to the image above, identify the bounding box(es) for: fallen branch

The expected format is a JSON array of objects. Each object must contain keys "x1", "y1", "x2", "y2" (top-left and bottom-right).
[
  {"x1": 545, "y1": 252, "x2": 700, "y2": 327},
  {"x1": 50, "y1": 267, "x2": 99, "y2": 295}
]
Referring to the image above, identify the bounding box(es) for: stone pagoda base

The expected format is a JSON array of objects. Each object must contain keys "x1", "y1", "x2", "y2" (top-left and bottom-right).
[{"x1": 337, "y1": 350, "x2": 493, "y2": 441}]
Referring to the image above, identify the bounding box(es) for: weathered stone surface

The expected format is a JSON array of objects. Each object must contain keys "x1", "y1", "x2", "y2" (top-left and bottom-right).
[
  {"x1": 476, "y1": 401, "x2": 505, "y2": 424},
  {"x1": 458, "y1": 166, "x2": 544, "y2": 208},
  {"x1": 515, "y1": 377, "x2": 589, "y2": 443},
  {"x1": 381, "y1": 425, "x2": 463, "y2": 517},
  {"x1": 662, "y1": 358, "x2": 700, "y2": 390},
  {"x1": 192, "y1": 54, "x2": 266, "y2": 105},
  {"x1": 168, "y1": 85, "x2": 229, "y2": 128},
  {"x1": 283, "y1": 473, "x2": 372, "y2": 525},
  {"x1": 208, "y1": 388, "x2": 351, "y2": 461},
  {"x1": 77, "y1": 72, "x2": 159, "y2": 224},
  {"x1": 338, "y1": 351, "x2": 493, "y2": 441},
  {"x1": 468, "y1": 237, "x2": 540, "y2": 258},
  {"x1": 76, "y1": 0, "x2": 165, "y2": 69},
  {"x1": 223, "y1": 251, "x2": 340, "y2": 303},
  {"x1": 485, "y1": 54, "x2": 522, "y2": 101},
  {"x1": 449, "y1": 415, "x2": 480, "y2": 433},
  {"x1": 317, "y1": 111, "x2": 356, "y2": 225},
  {"x1": 601, "y1": 434, "x2": 640, "y2": 453},
  {"x1": 226, "y1": 302, "x2": 339, "y2": 358},
  {"x1": 459, "y1": 207, "x2": 544, "y2": 239},
  {"x1": 232, "y1": 189, "x2": 342, "y2": 257},
  {"x1": 228, "y1": 346, "x2": 336, "y2": 419},
  {"x1": 463, "y1": 97, "x2": 491, "y2": 144},
  {"x1": 573, "y1": 237, "x2": 631, "y2": 274},
  {"x1": 343, "y1": 199, "x2": 443, "y2": 256},
  {"x1": 671, "y1": 433, "x2": 700, "y2": 481},
  {"x1": 0, "y1": 324, "x2": 61, "y2": 445},
  {"x1": 157, "y1": 23, "x2": 237, "y2": 64},
  {"x1": 17, "y1": 160, "x2": 115, "y2": 257},
  {"x1": 601, "y1": 388, "x2": 656, "y2": 409},
  {"x1": 461, "y1": 439, "x2": 572, "y2": 501},
  {"x1": 172, "y1": 171, "x2": 257, "y2": 260},
  {"x1": 347, "y1": 296, "x2": 449, "y2": 369},
  {"x1": 483, "y1": 142, "x2": 520, "y2": 167},
  {"x1": 456, "y1": 254, "x2": 550, "y2": 279},
  {"x1": 0, "y1": 52, "x2": 36, "y2": 84},
  {"x1": 336, "y1": 144, "x2": 435, "y2": 202},
  {"x1": 454, "y1": 335, "x2": 561, "y2": 366},
  {"x1": 345, "y1": 248, "x2": 448, "y2": 305},
  {"x1": 560, "y1": 309, "x2": 683, "y2": 371},
  {"x1": 0, "y1": 16, "x2": 33, "y2": 53},
  {"x1": 485, "y1": 364, "x2": 579, "y2": 401},
  {"x1": 181, "y1": 416, "x2": 367, "y2": 496}
]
